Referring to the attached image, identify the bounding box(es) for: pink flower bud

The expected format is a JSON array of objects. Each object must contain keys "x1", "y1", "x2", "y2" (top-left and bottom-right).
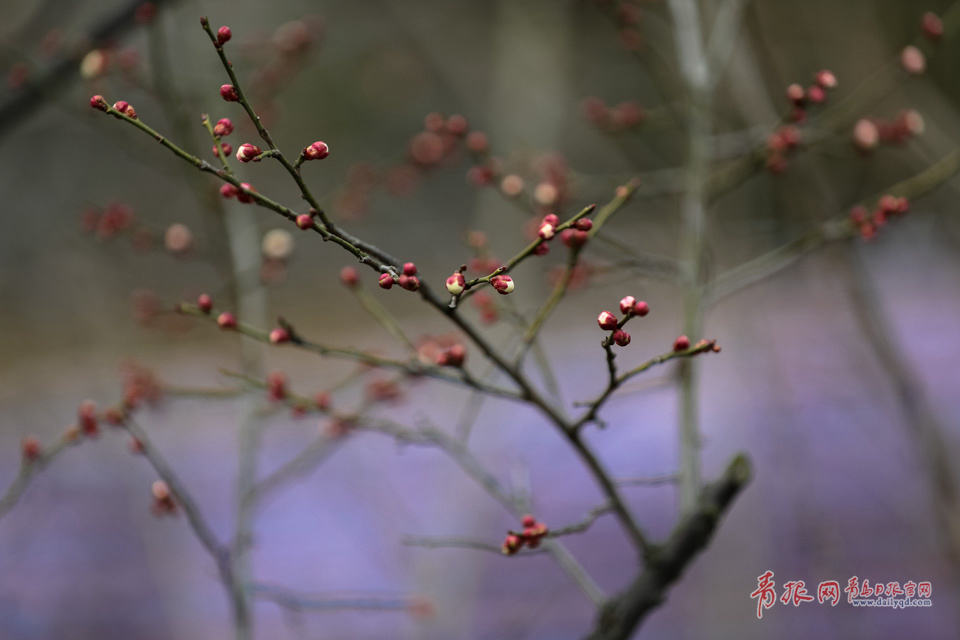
[
  {"x1": 901, "y1": 46, "x2": 926, "y2": 75},
  {"x1": 446, "y1": 272, "x2": 465, "y2": 295},
  {"x1": 379, "y1": 273, "x2": 395, "y2": 290},
  {"x1": 633, "y1": 300, "x2": 649, "y2": 316},
  {"x1": 815, "y1": 69, "x2": 837, "y2": 90},
  {"x1": 197, "y1": 293, "x2": 213, "y2": 314},
  {"x1": 573, "y1": 218, "x2": 593, "y2": 232},
  {"x1": 296, "y1": 214, "x2": 313, "y2": 230},
  {"x1": 220, "y1": 84, "x2": 239, "y2": 102},
  {"x1": 152, "y1": 480, "x2": 170, "y2": 501},
  {"x1": 437, "y1": 344, "x2": 466, "y2": 368},
  {"x1": 22, "y1": 437, "x2": 41, "y2": 462},
  {"x1": 786, "y1": 83, "x2": 805, "y2": 105},
  {"x1": 807, "y1": 85, "x2": 826, "y2": 104},
  {"x1": 466, "y1": 131, "x2": 488, "y2": 153},
  {"x1": 619, "y1": 296, "x2": 637, "y2": 315},
  {"x1": 303, "y1": 141, "x2": 330, "y2": 160},
  {"x1": 560, "y1": 228, "x2": 589, "y2": 248},
  {"x1": 398, "y1": 274, "x2": 420, "y2": 292},
  {"x1": 490, "y1": 274, "x2": 514, "y2": 295},
  {"x1": 217, "y1": 312, "x2": 237, "y2": 329},
  {"x1": 213, "y1": 118, "x2": 233, "y2": 137},
  {"x1": 403, "y1": 262, "x2": 418, "y2": 276},
  {"x1": 501, "y1": 534, "x2": 523, "y2": 555},
  {"x1": 236, "y1": 183, "x2": 257, "y2": 204},
  {"x1": 213, "y1": 142, "x2": 233, "y2": 156},
  {"x1": 446, "y1": 114, "x2": 468, "y2": 136},
  {"x1": 269, "y1": 327, "x2": 290, "y2": 344},
  {"x1": 542, "y1": 214, "x2": 560, "y2": 227},
  {"x1": 90, "y1": 94, "x2": 108, "y2": 111},
  {"x1": 538, "y1": 223, "x2": 556, "y2": 240},
  {"x1": 267, "y1": 372, "x2": 287, "y2": 401},
  {"x1": 850, "y1": 205, "x2": 868, "y2": 225},
  {"x1": 613, "y1": 330, "x2": 631, "y2": 347},
  {"x1": 79, "y1": 400, "x2": 98, "y2": 437},
  {"x1": 217, "y1": 26, "x2": 232, "y2": 45},
  {"x1": 164, "y1": 223, "x2": 193, "y2": 255},
  {"x1": 340, "y1": 266, "x2": 359, "y2": 288},
  {"x1": 532, "y1": 241, "x2": 550, "y2": 256},
  {"x1": 113, "y1": 100, "x2": 137, "y2": 118},
  {"x1": 923, "y1": 12, "x2": 943, "y2": 41},
  {"x1": 674, "y1": 335, "x2": 691, "y2": 352},
  {"x1": 597, "y1": 311, "x2": 618, "y2": 331},
  {"x1": 236, "y1": 143, "x2": 262, "y2": 163},
  {"x1": 521, "y1": 514, "x2": 536, "y2": 528},
  {"x1": 501, "y1": 174, "x2": 524, "y2": 197},
  {"x1": 853, "y1": 119, "x2": 879, "y2": 151}
]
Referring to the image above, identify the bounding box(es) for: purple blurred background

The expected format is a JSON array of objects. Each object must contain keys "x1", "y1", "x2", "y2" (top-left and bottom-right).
[{"x1": 1, "y1": 0, "x2": 960, "y2": 638}]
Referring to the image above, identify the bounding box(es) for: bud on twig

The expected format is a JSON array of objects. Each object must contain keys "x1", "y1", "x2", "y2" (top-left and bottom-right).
[{"x1": 220, "y1": 84, "x2": 239, "y2": 102}]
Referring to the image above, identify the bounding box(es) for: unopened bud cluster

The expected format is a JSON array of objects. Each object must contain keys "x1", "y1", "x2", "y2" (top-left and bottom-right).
[
  {"x1": 849, "y1": 194, "x2": 910, "y2": 241},
  {"x1": 379, "y1": 262, "x2": 420, "y2": 292},
  {"x1": 501, "y1": 514, "x2": 549, "y2": 555},
  {"x1": 597, "y1": 297, "x2": 649, "y2": 348}
]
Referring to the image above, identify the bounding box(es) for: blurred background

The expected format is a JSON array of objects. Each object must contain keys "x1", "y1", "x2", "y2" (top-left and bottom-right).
[{"x1": 1, "y1": 0, "x2": 960, "y2": 638}]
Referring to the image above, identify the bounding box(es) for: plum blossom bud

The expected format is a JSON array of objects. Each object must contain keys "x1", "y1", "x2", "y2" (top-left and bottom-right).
[
  {"x1": 573, "y1": 218, "x2": 593, "y2": 232},
  {"x1": 923, "y1": 12, "x2": 944, "y2": 41},
  {"x1": 538, "y1": 223, "x2": 556, "y2": 240},
  {"x1": 612, "y1": 330, "x2": 631, "y2": 347},
  {"x1": 853, "y1": 119, "x2": 879, "y2": 151},
  {"x1": 79, "y1": 400, "x2": 98, "y2": 437},
  {"x1": 236, "y1": 143, "x2": 262, "y2": 163},
  {"x1": 446, "y1": 272, "x2": 465, "y2": 295},
  {"x1": 262, "y1": 229, "x2": 294, "y2": 260},
  {"x1": 901, "y1": 46, "x2": 926, "y2": 75},
  {"x1": 220, "y1": 84, "x2": 239, "y2": 102},
  {"x1": 597, "y1": 311, "x2": 618, "y2": 331},
  {"x1": 217, "y1": 312, "x2": 237, "y2": 329},
  {"x1": 501, "y1": 534, "x2": 522, "y2": 555},
  {"x1": 213, "y1": 142, "x2": 233, "y2": 156},
  {"x1": 403, "y1": 262, "x2": 418, "y2": 276},
  {"x1": 522, "y1": 514, "x2": 536, "y2": 528},
  {"x1": 113, "y1": 100, "x2": 137, "y2": 118},
  {"x1": 217, "y1": 26, "x2": 232, "y2": 45},
  {"x1": 398, "y1": 275, "x2": 420, "y2": 291},
  {"x1": 152, "y1": 480, "x2": 170, "y2": 500},
  {"x1": 815, "y1": 70, "x2": 837, "y2": 90},
  {"x1": 673, "y1": 335, "x2": 691, "y2": 351},
  {"x1": 542, "y1": 214, "x2": 560, "y2": 227},
  {"x1": 81, "y1": 50, "x2": 109, "y2": 79},
  {"x1": 446, "y1": 114, "x2": 468, "y2": 136},
  {"x1": 466, "y1": 131, "x2": 488, "y2": 153},
  {"x1": 619, "y1": 296, "x2": 637, "y2": 315},
  {"x1": 490, "y1": 274, "x2": 514, "y2": 295},
  {"x1": 807, "y1": 85, "x2": 826, "y2": 104},
  {"x1": 22, "y1": 437, "x2": 41, "y2": 462},
  {"x1": 340, "y1": 266, "x2": 359, "y2": 288},
  {"x1": 633, "y1": 300, "x2": 649, "y2": 316},
  {"x1": 437, "y1": 344, "x2": 466, "y2": 368},
  {"x1": 561, "y1": 228, "x2": 589, "y2": 248},
  {"x1": 197, "y1": 293, "x2": 213, "y2": 314},
  {"x1": 534, "y1": 182, "x2": 559, "y2": 206},
  {"x1": 303, "y1": 141, "x2": 330, "y2": 160},
  {"x1": 90, "y1": 95, "x2": 108, "y2": 111},
  {"x1": 532, "y1": 242, "x2": 550, "y2": 256},
  {"x1": 236, "y1": 182, "x2": 257, "y2": 204},
  {"x1": 296, "y1": 214, "x2": 314, "y2": 230},
  {"x1": 164, "y1": 223, "x2": 193, "y2": 255},
  {"x1": 267, "y1": 372, "x2": 287, "y2": 402},
  {"x1": 213, "y1": 118, "x2": 233, "y2": 137},
  {"x1": 501, "y1": 174, "x2": 524, "y2": 197},
  {"x1": 220, "y1": 183, "x2": 239, "y2": 199},
  {"x1": 786, "y1": 83, "x2": 805, "y2": 105},
  {"x1": 379, "y1": 273, "x2": 395, "y2": 289},
  {"x1": 269, "y1": 327, "x2": 290, "y2": 344}
]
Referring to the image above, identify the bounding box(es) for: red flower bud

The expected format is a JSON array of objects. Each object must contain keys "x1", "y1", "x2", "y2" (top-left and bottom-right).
[
  {"x1": 466, "y1": 131, "x2": 488, "y2": 153},
  {"x1": 79, "y1": 400, "x2": 98, "y2": 437},
  {"x1": 501, "y1": 534, "x2": 523, "y2": 555},
  {"x1": 217, "y1": 312, "x2": 237, "y2": 329},
  {"x1": 560, "y1": 228, "x2": 589, "y2": 248},
  {"x1": 269, "y1": 327, "x2": 290, "y2": 344},
  {"x1": 90, "y1": 94, "x2": 108, "y2": 111},
  {"x1": 236, "y1": 143, "x2": 262, "y2": 163},
  {"x1": 213, "y1": 142, "x2": 233, "y2": 156},
  {"x1": 490, "y1": 274, "x2": 514, "y2": 295},
  {"x1": 217, "y1": 26, "x2": 232, "y2": 46},
  {"x1": 220, "y1": 183, "x2": 239, "y2": 199},
  {"x1": 340, "y1": 266, "x2": 359, "y2": 288},
  {"x1": 296, "y1": 214, "x2": 314, "y2": 230},
  {"x1": 807, "y1": 85, "x2": 826, "y2": 104},
  {"x1": 853, "y1": 119, "x2": 879, "y2": 152},
  {"x1": 236, "y1": 183, "x2": 257, "y2": 204},
  {"x1": 379, "y1": 273, "x2": 395, "y2": 290},
  {"x1": 633, "y1": 300, "x2": 649, "y2": 317},
  {"x1": 613, "y1": 330, "x2": 631, "y2": 347},
  {"x1": 532, "y1": 241, "x2": 550, "y2": 256},
  {"x1": 923, "y1": 12, "x2": 944, "y2": 41},
  {"x1": 403, "y1": 262, "x2": 418, "y2": 276},
  {"x1": 446, "y1": 114, "x2": 468, "y2": 136},
  {"x1": 619, "y1": 296, "x2": 637, "y2": 315},
  {"x1": 437, "y1": 344, "x2": 466, "y2": 368},
  {"x1": 220, "y1": 84, "x2": 239, "y2": 102},
  {"x1": 398, "y1": 274, "x2": 420, "y2": 292},
  {"x1": 597, "y1": 311, "x2": 618, "y2": 331},
  {"x1": 446, "y1": 272, "x2": 465, "y2": 295},
  {"x1": 815, "y1": 69, "x2": 838, "y2": 90},
  {"x1": 673, "y1": 335, "x2": 691, "y2": 352},
  {"x1": 522, "y1": 514, "x2": 536, "y2": 528},
  {"x1": 573, "y1": 218, "x2": 593, "y2": 232},
  {"x1": 113, "y1": 100, "x2": 137, "y2": 118},
  {"x1": 213, "y1": 118, "x2": 233, "y2": 137},
  {"x1": 267, "y1": 372, "x2": 287, "y2": 402},
  {"x1": 303, "y1": 141, "x2": 330, "y2": 160},
  {"x1": 901, "y1": 46, "x2": 926, "y2": 75},
  {"x1": 197, "y1": 293, "x2": 213, "y2": 314},
  {"x1": 538, "y1": 223, "x2": 556, "y2": 240},
  {"x1": 21, "y1": 437, "x2": 41, "y2": 462},
  {"x1": 542, "y1": 214, "x2": 560, "y2": 227},
  {"x1": 786, "y1": 83, "x2": 805, "y2": 105}
]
